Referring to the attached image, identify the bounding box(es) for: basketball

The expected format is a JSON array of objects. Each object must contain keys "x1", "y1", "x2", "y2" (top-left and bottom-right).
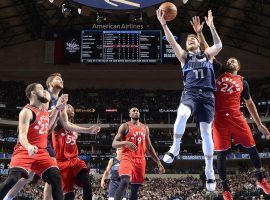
[{"x1": 159, "y1": 2, "x2": 177, "y2": 21}]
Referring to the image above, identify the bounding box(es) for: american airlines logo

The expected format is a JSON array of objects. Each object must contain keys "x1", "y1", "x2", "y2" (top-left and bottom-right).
[{"x1": 73, "y1": 0, "x2": 166, "y2": 10}]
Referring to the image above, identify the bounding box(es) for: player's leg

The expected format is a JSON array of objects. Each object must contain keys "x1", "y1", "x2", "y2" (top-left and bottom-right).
[
  {"x1": 115, "y1": 157, "x2": 133, "y2": 200},
  {"x1": 0, "y1": 169, "x2": 26, "y2": 199},
  {"x1": 200, "y1": 121, "x2": 216, "y2": 191},
  {"x1": 129, "y1": 158, "x2": 145, "y2": 200},
  {"x1": 42, "y1": 167, "x2": 63, "y2": 200},
  {"x1": 163, "y1": 102, "x2": 192, "y2": 163},
  {"x1": 43, "y1": 141, "x2": 56, "y2": 200},
  {"x1": 76, "y1": 169, "x2": 92, "y2": 200},
  {"x1": 130, "y1": 184, "x2": 140, "y2": 200},
  {"x1": 230, "y1": 116, "x2": 270, "y2": 194},
  {"x1": 114, "y1": 175, "x2": 130, "y2": 200},
  {"x1": 245, "y1": 146, "x2": 270, "y2": 194},
  {"x1": 43, "y1": 183, "x2": 53, "y2": 200},
  {"x1": 198, "y1": 92, "x2": 216, "y2": 191},
  {"x1": 4, "y1": 171, "x2": 35, "y2": 200}
]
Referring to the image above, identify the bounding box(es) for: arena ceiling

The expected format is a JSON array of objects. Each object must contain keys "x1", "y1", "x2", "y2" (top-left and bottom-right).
[{"x1": 0, "y1": 0, "x2": 269, "y2": 58}]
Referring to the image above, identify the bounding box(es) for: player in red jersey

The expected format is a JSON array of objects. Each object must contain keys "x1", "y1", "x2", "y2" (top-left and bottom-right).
[
  {"x1": 191, "y1": 19, "x2": 270, "y2": 199},
  {"x1": 112, "y1": 107, "x2": 165, "y2": 200},
  {"x1": 0, "y1": 83, "x2": 66, "y2": 200},
  {"x1": 52, "y1": 104, "x2": 100, "y2": 200},
  {"x1": 213, "y1": 58, "x2": 270, "y2": 199}
]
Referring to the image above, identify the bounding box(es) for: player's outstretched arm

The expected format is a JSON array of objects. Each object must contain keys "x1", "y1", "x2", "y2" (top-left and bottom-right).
[
  {"x1": 157, "y1": 9, "x2": 187, "y2": 64},
  {"x1": 59, "y1": 108, "x2": 100, "y2": 134},
  {"x1": 112, "y1": 124, "x2": 137, "y2": 151},
  {"x1": 204, "y1": 10, "x2": 222, "y2": 57},
  {"x1": 18, "y1": 108, "x2": 38, "y2": 156},
  {"x1": 145, "y1": 126, "x2": 165, "y2": 174},
  {"x1": 101, "y1": 158, "x2": 113, "y2": 189}
]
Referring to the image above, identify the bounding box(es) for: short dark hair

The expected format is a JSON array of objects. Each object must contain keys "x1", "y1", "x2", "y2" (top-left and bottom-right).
[
  {"x1": 25, "y1": 83, "x2": 38, "y2": 99},
  {"x1": 46, "y1": 73, "x2": 62, "y2": 88}
]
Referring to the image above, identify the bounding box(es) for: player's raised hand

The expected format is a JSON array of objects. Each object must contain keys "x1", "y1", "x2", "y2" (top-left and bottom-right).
[
  {"x1": 125, "y1": 141, "x2": 137, "y2": 151},
  {"x1": 190, "y1": 16, "x2": 205, "y2": 33},
  {"x1": 28, "y1": 145, "x2": 38, "y2": 157},
  {"x1": 205, "y1": 10, "x2": 214, "y2": 28},
  {"x1": 258, "y1": 124, "x2": 270, "y2": 140},
  {"x1": 156, "y1": 9, "x2": 166, "y2": 26},
  {"x1": 158, "y1": 161, "x2": 165, "y2": 174},
  {"x1": 88, "y1": 125, "x2": 101, "y2": 134},
  {"x1": 56, "y1": 94, "x2": 68, "y2": 111}
]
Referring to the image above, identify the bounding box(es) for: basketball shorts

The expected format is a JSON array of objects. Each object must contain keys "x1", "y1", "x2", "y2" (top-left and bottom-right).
[
  {"x1": 180, "y1": 89, "x2": 215, "y2": 123},
  {"x1": 213, "y1": 112, "x2": 256, "y2": 151},
  {"x1": 57, "y1": 157, "x2": 88, "y2": 193},
  {"x1": 119, "y1": 156, "x2": 146, "y2": 185},
  {"x1": 9, "y1": 146, "x2": 58, "y2": 179}
]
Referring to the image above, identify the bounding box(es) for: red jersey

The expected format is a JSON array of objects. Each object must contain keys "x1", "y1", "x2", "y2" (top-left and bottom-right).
[
  {"x1": 52, "y1": 128, "x2": 79, "y2": 160},
  {"x1": 17, "y1": 104, "x2": 49, "y2": 149},
  {"x1": 122, "y1": 121, "x2": 147, "y2": 158},
  {"x1": 215, "y1": 72, "x2": 244, "y2": 114}
]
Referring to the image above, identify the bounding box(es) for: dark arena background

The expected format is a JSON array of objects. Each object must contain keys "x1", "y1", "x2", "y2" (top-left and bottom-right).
[{"x1": 0, "y1": 0, "x2": 270, "y2": 199}]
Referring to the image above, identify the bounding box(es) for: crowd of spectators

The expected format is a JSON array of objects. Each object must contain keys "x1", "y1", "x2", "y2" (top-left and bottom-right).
[
  {"x1": 1, "y1": 78, "x2": 270, "y2": 124},
  {"x1": 0, "y1": 167, "x2": 269, "y2": 199}
]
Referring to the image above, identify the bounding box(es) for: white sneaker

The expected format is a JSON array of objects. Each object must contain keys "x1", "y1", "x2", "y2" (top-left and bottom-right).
[
  {"x1": 162, "y1": 145, "x2": 180, "y2": 164},
  {"x1": 206, "y1": 179, "x2": 216, "y2": 192}
]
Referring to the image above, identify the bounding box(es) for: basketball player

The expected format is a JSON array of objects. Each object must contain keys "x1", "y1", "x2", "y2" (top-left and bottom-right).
[
  {"x1": 157, "y1": 10, "x2": 222, "y2": 191},
  {"x1": 214, "y1": 58, "x2": 270, "y2": 199},
  {"x1": 0, "y1": 83, "x2": 65, "y2": 200},
  {"x1": 190, "y1": 18, "x2": 270, "y2": 199},
  {"x1": 112, "y1": 107, "x2": 165, "y2": 200},
  {"x1": 3, "y1": 90, "x2": 67, "y2": 200},
  {"x1": 101, "y1": 148, "x2": 127, "y2": 200},
  {"x1": 52, "y1": 104, "x2": 100, "y2": 200}
]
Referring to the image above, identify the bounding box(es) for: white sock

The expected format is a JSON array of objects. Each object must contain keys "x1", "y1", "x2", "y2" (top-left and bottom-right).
[
  {"x1": 200, "y1": 122, "x2": 215, "y2": 180},
  {"x1": 205, "y1": 155, "x2": 215, "y2": 180},
  {"x1": 168, "y1": 134, "x2": 182, "y2": 155}
]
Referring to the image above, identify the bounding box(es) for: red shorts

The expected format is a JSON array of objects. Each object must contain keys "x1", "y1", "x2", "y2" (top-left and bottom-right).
[
  {"x1": 119, "y1": 155, "x2": 146, "y2": 185},
  {"x1": 213, "y1": 112, "x2": 256, "y2": 151},
  {"x1": 9, "y1": 146, "x2": 58, "y2": 178},
  {"x1": 57, "y1": 157, "x2": 88, "y2": 193}
]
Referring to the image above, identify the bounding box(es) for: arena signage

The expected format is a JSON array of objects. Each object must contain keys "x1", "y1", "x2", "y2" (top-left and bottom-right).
[{"x1": 72, "y1": 0, "x2": 166, "y2": 10}]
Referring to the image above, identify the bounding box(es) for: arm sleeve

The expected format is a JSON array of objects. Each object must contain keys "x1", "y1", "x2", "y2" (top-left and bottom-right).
[{"x1": 241, "y1": 80, "x2": 251, "y2": 100}]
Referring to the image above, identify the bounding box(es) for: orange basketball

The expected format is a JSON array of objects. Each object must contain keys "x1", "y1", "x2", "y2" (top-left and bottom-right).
[{"x1": 159, "y1": 2, "x2": 177, "y2": 21}]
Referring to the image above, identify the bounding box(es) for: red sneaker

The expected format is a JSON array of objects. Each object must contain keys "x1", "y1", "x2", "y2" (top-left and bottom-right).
[
  {"x1": 256, "y1": 178, "x2": 270, "y2": 195},
  {"x1": 223, "y1": 191, "x2": 233, "y2": 200}
]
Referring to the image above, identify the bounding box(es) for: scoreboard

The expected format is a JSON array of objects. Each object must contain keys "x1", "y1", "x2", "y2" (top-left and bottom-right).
[{"x1": 81, "y1": 30, "x2": 162, "y2": 63}]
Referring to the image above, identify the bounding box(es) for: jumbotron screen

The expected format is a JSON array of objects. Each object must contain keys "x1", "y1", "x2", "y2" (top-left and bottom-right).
[{"x1": 81, "y1": 30, "x2": 162, "y2": 63}]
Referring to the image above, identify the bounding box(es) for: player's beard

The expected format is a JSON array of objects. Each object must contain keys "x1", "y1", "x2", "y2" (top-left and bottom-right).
[{"x1": 37, "y1": 94, "x2": 49, "y2": 103}]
